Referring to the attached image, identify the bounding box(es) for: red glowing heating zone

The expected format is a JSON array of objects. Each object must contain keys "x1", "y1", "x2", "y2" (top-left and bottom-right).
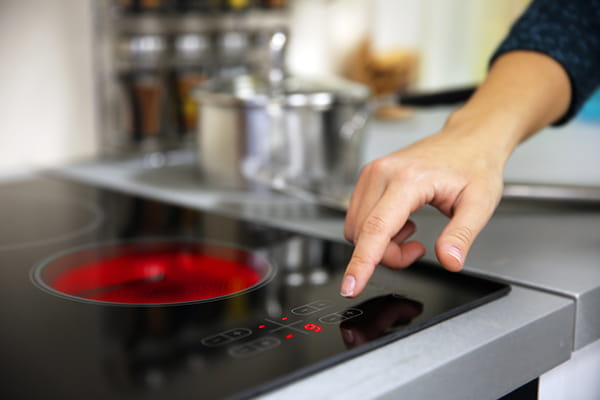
[{"x1": 48, "y1": 247, "x2": 265, "y2": 304}]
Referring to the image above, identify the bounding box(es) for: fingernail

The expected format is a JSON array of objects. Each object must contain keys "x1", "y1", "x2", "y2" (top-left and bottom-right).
[
  {"x1": 446, "y1": 245, "x2": 464, "y2": 265},
  {"x1": 340, "y1": 275, "x2": 356, "y2": 297}
]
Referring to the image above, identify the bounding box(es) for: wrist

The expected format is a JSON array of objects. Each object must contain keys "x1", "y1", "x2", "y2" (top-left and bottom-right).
[
  {"x1": 440, "y1": 51, "x2": 571, "y2": 169},
  {"x1": 441, "y1": 104, "x2": 523, "y2": 168}
]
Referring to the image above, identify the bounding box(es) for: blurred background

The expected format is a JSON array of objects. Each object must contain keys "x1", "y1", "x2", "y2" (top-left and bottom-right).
[{"x1": 0, "y1": 0, "x2": 531, "y2": 172}]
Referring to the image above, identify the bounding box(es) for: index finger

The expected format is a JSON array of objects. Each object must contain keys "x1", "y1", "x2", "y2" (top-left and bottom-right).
[{"x1": 341, "y1": 188, "x2": 415, "y2": 297}]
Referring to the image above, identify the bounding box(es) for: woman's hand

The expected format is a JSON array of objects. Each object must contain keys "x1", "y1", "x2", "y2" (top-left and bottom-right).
[
  {"x1": 339, "y1": 50, "x2": 572, "y2": 298},
  {"x1": 340, "y1": 125, "x2": 505, "y2": 297}
]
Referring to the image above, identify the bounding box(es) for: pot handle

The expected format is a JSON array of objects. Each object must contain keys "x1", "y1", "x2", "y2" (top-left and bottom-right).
[
  {"x1": 334, "y1": 106, "x2": 371, "y2": 184},
  {"x1": 396, "y1": 86, "x2": 476, "y2": 107}
]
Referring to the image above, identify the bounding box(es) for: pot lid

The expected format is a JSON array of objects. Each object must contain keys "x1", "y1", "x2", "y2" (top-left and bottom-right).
[{"x1": 195, "y1": 74, "x2": 370, "y2": 108}]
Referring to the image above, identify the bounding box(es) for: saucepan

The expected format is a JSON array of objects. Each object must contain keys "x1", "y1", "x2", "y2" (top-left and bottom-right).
[
  {"x1": 194, "y1": 73, "x2": 372, "y2": 193},
  {"x1": 194, "y1": 27, "x2": 476, "y2": 200},
  {"x1": 194, "y1": 70, "x2": 477, "y2": 199}
]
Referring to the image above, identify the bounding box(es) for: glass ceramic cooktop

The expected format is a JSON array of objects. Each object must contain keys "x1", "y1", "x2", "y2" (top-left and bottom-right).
[{"x1": 0, "y1": 177, "x2": 509, "y2": 399}]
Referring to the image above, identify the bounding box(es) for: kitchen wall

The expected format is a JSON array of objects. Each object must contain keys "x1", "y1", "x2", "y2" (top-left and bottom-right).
[
  {"x1": 0, "y1": 0, "x2": 97, "y2": 172},
  {"x1": 0, "y1": 0, "x2": 528, "y2": 173},
  {"x1": 287, "y1": 0, "x2": 530, "y2": 90}
]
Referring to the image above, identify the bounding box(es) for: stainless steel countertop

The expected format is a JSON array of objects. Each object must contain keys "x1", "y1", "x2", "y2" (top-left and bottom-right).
[
  {"x1": 459, "y1": 204, "x2": 600, "y2": 350},
  {"x1": 364, "y1": 108, "x2": 600, "y2": 188}
]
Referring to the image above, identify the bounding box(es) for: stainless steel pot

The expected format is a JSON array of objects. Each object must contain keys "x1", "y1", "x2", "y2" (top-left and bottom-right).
[{"x1": 194, "y1": 74, "x2": 370, "y2": 190}]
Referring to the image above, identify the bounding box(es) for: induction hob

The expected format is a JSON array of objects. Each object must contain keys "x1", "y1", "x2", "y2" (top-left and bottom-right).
[{"x1": 0, "y1": 177, "x2": 510, "y2": 399}]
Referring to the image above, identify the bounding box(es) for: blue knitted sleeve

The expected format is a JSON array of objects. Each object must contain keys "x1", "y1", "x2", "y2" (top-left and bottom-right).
[{"x1": 491, "y1": 0, "x2": 600, "y2": 125}]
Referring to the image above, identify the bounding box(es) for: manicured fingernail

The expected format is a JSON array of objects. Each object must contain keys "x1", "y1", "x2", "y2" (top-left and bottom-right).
[
  {"x1": 446, "y1": 245, "x2": 464, "y2": 265},
  {"x1": 340, "y1": 275, "x2": 356, "y2": 297}
]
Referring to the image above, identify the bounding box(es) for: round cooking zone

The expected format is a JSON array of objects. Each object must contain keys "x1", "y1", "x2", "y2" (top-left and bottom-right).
[
  {"x1": 0, "y1": 193, "x2": 102, "y2": 251},
  {"x1": 31, "y1": 240, "x2": 273, "y2": 306}
]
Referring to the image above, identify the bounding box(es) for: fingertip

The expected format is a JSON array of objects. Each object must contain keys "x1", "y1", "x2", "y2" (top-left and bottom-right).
[
  {"x1": 342, "y1": 236, "x2": 388, "y2": 298},
  {"x1": 340, "y1": 274, "x2": 356, "y2": 298},
  {"x1": 410, "y1": 241, "x2": 427, "y2": 260},
  {"x1": 341, "y1": 259, "x2": 374, "y2": 298}
]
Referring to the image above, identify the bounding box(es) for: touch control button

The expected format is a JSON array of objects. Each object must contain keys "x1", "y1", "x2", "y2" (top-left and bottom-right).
[
  {"x1": 229, "y1": 336, "x2": 281, "y2": 358},
  {"x1": 319, "y1": 314, "x2": 345, "y2": 324},
  {"x1": 291, "y1": 300, "x2": 332, "y2": 315},
  {"x1": 228, "y1": 344, "x2": 257, "y2": 358},
  {"x1": 310, "y1": 300, "x2": 332, "y2": 309},
  {"x1": 202, "y1": 328, "x2": 252, "y2": 347},
  {"x1": 291, "y1": 305, "x2": 317, "y2": 315},
  {"x1": 201, "y1": 334, "x2": 230, "y2": 347},
  {"x1": 255, "y1": 337, "x2": 280, "y2": 349},
  {"x1": 224, "y1": 328, "x2": 252, "y2": 340},
  {"x1": 341, "y1": 308, "x2": 363, "y2": 319},
  {"x1": 319, "y1": 308, "x2": 363, "y2": 325}
]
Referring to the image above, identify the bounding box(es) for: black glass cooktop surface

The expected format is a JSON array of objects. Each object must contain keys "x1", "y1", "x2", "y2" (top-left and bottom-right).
[{"x1": 0, "y1": 177, "x2": 509, "y2": 399}]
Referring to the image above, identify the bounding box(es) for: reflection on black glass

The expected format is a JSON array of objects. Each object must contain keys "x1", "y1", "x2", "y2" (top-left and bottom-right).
[
  {"x1": 340, "y1": 294, "x2": 423, "y2": 349},
  {"x1": 100, "y1": 299, "x2": 258, "y2": 390}
]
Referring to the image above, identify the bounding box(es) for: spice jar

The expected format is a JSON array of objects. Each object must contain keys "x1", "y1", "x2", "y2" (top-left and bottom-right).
[
  {"x1": 174, "y1": 0, "x2": 219, "y2": 13},
  {"x1": 113, "y1": 34, "x2": 172, "y2": 158},
  {"x1": 172, "y1": 33, "x2": 213, "y2": 146},
  {"x1": 117, "y1": 0, "x2": 172, "y2": 14},
  {"x1": 216, "y1": 30, "x2": 251, "y2": 78}
]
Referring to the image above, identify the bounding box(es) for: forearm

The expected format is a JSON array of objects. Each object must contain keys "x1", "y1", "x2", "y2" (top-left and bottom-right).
[{"x1": 442, "y1": 51, "x2": 571, "y2": 166}]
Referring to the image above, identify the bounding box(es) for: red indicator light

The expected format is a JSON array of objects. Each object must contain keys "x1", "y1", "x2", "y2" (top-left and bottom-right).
[
  {"x1": 281, "y1": 317, "x2": 289, "y2": 321},
  {"x1": 285, "y1": 334, "x2": 294, "y2": 339},
  {"x1": 303, "y1": 323, "x2": 322, "y2": 333},
  {"x1": 258, "y1": 324, "x2": 266, "y2": 329}
]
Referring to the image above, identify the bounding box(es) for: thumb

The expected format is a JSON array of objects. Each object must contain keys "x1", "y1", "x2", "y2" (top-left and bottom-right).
[{"x1": 435, "y1": 189, "x2": 498, "y2": 272}]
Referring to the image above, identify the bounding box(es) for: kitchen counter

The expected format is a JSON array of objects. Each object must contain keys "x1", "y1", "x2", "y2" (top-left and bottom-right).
[{"x1": 47, "y1": 108, "x2": 600, "y2": 398}]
